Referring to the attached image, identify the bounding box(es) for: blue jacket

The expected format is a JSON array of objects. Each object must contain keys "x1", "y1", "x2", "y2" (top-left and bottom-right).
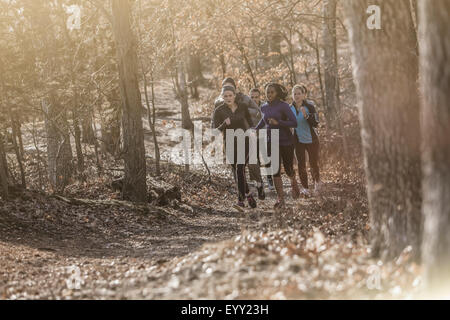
[{"x1": 290, "y1": 100, "x2": 319, "y2": 144}]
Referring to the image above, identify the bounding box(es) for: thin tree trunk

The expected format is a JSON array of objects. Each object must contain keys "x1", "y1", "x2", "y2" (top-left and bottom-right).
[
  {"x1": 315, "y1": 35, "x2": 327, "y2": 111},
  {"x1": 9, "y1": 111, "x2": 26, "y2": 187},
  {"x1": 12, "y1": 117, "x2": 24, "y2": 160},
  {"x1": 0, "y1": 133, "x2": 9, "y2": 199},
  {"x1": 72, "y1": 108, "x2": 84, "y2": 174},
  {"x1": 43, "y1": 96, "x2": 73, "y2": 194},
  {"x1": 81, "y1": 108, "x2": 96, "y2": 144},
  {"x1": 322, "y1": 0, "x2": 339, "y2": 128},
  {"x1": 111, "y1": 0, "x2": 147, "y2": 203},
  {"x1": 169, "y1": 15, "x2": 193, "y2": 133},
  {"x1": 288, "y1": 30, "x2": 297, "y2": 85},
  {"x1": 177, "y1": 63, "x2": 193, "y2": 173},
  {"x1": 178, "y1": 63, "x2": 194, "y2": 132},
  {"x1": 219, "y1": 52, "x2": 226, "y2": 79},
  {"x1": 90, "y1": 108, "x2": 103, "y2": 176},
  {"x1": 345, "y1": 0, "x2": 422, "y2": 260},
  {"x1": 419, "y1": 0, "x2": 450, "y2": 291},
  {"x1": 149, "y1": 72, "x2": 161, "y2": 175},
  {"x1": 142, "y1": 67, "x2": 161, "y2": 176},
  {"x1": 269, "y1": 33, "x2": 282, "y2": 66},
  {"x1": 31, "y1": 118, "x2": 45, "y2": 189},
  {"x1": 280, "y1": 31, "x2": 297, "y2": 87},
  {"x1": 187, "y1": 51, "x2": 203, "y2": 99}
]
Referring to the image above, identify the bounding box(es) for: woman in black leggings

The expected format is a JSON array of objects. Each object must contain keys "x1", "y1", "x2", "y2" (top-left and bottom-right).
[
  {"x1": 291, "y1": 84, "x2": 321, "y2": 196},
  {"x1": 255, "y1": 83, "x2": 300, "y2": 209},
  {"x1": 212, "y1": 86, "x2": 257, "y2": 209}
]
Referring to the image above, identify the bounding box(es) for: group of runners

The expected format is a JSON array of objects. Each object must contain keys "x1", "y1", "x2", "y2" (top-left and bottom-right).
[{"x1": 212, "y1": 77, "x2": 321, "y2": 210}]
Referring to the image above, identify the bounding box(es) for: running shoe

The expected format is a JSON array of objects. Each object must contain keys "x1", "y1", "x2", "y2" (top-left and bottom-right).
[
  {"x1": 267, "y1": 176, "x2": 274, "y2": 190},
  {"x1": 233, "y1": 201, "x2": 245, "y2": 212},
  {"x1": 257, "y1": 185, "x2": 266, "y2": 200},
  {"x1": 246, "y1": 193, "x2": 257, "y2": 209},
  {"x1": 300, "y1": 188, "x2": 310, "y2": 197}
]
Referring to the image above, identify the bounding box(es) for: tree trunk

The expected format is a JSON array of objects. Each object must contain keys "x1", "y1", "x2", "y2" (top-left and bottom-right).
[
  {"x1": 0, "y1": 133, "x2": 9, "y2": 199},
  {"x1": 111, "y1": 0, "x2": 147, "y2": 203},
  {"x1": 188, "y1": 52, "x2": 203, "y2": 99},
  {"x1": 178, "y1": 62, "x2": 194, "y2": 131},
  {"x1": 72, "y1": 108, "x2": 84, "y2": 174},
  {"x1": 101, "y1": 91, "x2": 122, "y2": 157},
  {"x1": 419, "y1": 0, "x2": 450, "y2": 291},
  {"x1": 178, "y1": 63, "x2": 193, "y2": 174},
  {"x1": 9, "y1": 111, "x2": 26, "y2": 187},
  {"x1": 280, "y1": 31, "x2": 297, "y2": 87},
  {"x1": 269, "y1": 33, "x2": 282, "y2": 66},
  {"x1": 12, "y1": 116, "x2": 24, "y2": 159},
  {"x1": 219, "y1": 52, "x2": 227, "y2": 79},
  {"x1": 81, "y1": 107, "x2": 96, "y2": 144},
  {"x1": 43, "y1": 97, "x2": 73, "y2": 194},
  {"x1": 143, "y1": 68, "x2": 161, "y2": 176},
  {"x1": 322, "y1": 0, "x2": 339, "y2": 128},
  {"x1": 315, "y1": 35, "x2": 327, "y2": 111},
  {"x1": 344, "y1": 0, "x2": 422, "y2": 260}
]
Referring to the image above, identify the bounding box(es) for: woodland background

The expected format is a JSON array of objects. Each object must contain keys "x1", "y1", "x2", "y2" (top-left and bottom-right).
[{"x1": 0, "y1": 0, "x2": 449, "y2": 299}]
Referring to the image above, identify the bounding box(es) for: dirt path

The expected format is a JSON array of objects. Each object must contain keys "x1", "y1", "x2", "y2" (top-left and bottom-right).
[
  {"x1": 1, "y1": 167, "x2": 376, "y2": 299},
  {"x1": 0, "y1": 81, "x2": 421, "y2": 300}
]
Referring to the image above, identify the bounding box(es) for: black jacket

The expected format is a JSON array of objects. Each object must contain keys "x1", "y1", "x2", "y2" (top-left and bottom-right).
[
  {"x1": 211, "y1": 92, "x2": 257, "y2": 129},
  {"x1": 212, "y1": 101, "x2": 254, "y2": 133},
  {"x1": 302, "y1": 100, "x2": 319, "y2": 128}
]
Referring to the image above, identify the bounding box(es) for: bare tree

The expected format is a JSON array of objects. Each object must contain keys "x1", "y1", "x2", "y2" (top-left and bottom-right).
[
  {"x1": 0, "y1": 132, "x2": 9, "y2": 199},
  {"x1": 111, "y1": 0, "x2": 147, "y2": 202},
  {"x1": 345, "y1": 0, "x2": 422, "y2": 260},
  {"x1": 43, "y1": 95, "x2": 73, "y2": 194},
  {"x1": 322, "y1": 0, "x2": 340, "y2": 128},
  {"x1": 419, "y1": 0, "x2": 450, "y2": 291}
]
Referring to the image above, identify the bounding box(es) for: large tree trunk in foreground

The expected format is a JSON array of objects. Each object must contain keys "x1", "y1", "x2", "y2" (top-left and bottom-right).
[
  {"x1": 345, "y1": 0, "x2": 422, "y2": 260},
  {"x1": 111, "y1": 0, "x2": 147, "y2": 203},
  {"x1": 419, "y1": 0, "x2": 450, "y2": 291}
]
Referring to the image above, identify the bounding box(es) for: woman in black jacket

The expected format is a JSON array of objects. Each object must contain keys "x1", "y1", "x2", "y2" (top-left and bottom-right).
[{"x1": 212, "y1": 86, "x2": 257, "y2": 209}]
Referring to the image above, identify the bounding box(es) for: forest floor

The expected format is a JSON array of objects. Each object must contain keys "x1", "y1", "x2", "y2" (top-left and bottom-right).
[{"x1": 0, "y1": 81, "x2": 423, "y2": 300}]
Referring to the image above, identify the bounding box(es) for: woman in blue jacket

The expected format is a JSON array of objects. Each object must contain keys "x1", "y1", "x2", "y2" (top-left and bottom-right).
[
  {"x1": 290, "y1": 85, "x2": 321, "y2": 196},
  {"x1": 255, "y1": 83, "x2": 300, "y2": 209}
]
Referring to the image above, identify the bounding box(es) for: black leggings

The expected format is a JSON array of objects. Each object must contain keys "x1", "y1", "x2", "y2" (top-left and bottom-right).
[
  {"x1": 228, "y1": 138, "x2": 250, "y2": 201},
  {"x1": 272, "y1": 144, "x2": 295, "y2": 178},
  {"x1": 231, "y1": 164, "x2": 250, "y2": 201},
  {"x1": 295, "y1": 141, "x2": 320, "y2": 189}
]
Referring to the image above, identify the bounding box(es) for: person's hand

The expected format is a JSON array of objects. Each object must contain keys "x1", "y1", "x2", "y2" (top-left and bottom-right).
[
  {"x1": 300, "y1": 107, "x2": 308, "y2": 118},
  {"x1": 268, "y1": 118, "x2": 279, "y2": 126},
  {"x1": 224, "y1": 118, "x2": 231, "y2": 126}
]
